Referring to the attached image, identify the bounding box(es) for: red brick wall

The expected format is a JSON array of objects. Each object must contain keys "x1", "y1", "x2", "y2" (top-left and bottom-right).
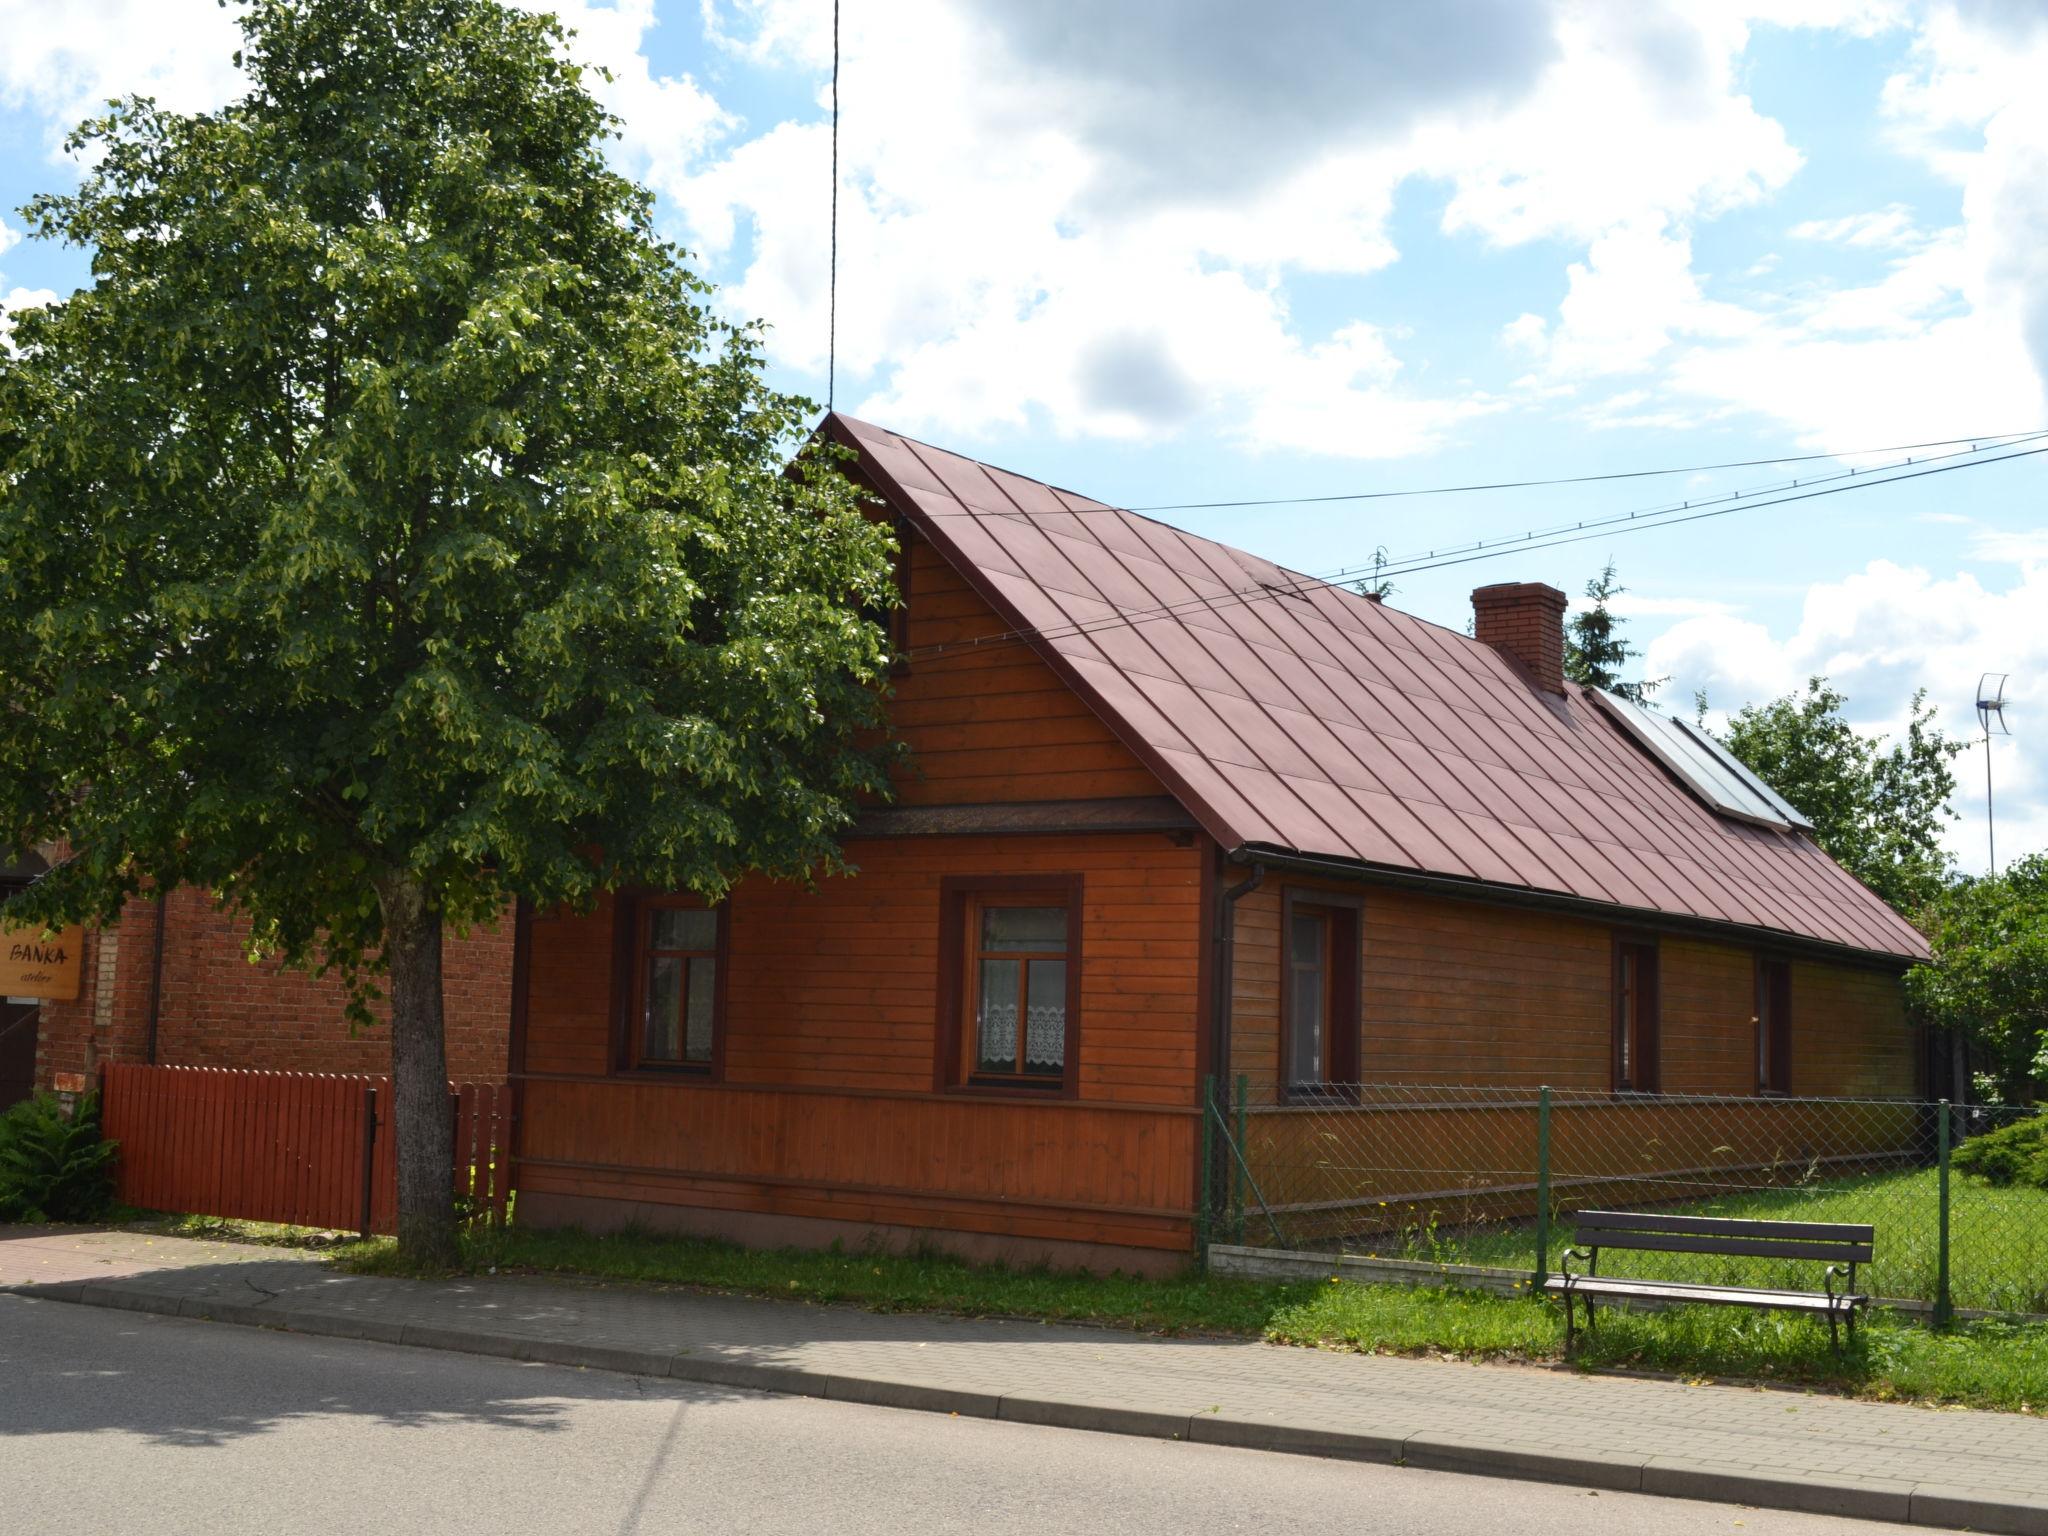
[
  {"x1": 33, "y1": 887, "x2": 511, "y2": 1088},
  {"x1": 1471, "y1": 581, "x2": 1568, "y2": 695}
]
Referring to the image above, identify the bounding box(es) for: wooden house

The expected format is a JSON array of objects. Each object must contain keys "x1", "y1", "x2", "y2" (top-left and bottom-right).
[{"x1": 508, "y1": 414, "x2": 1931, "y2": 1274}]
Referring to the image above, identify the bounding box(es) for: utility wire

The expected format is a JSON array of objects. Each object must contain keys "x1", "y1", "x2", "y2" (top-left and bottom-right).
[
  {"x1": 904, "y1": 438, "x2": 2048, "y2": 664},
  {"x1": 913, "y1": 428, "x2": 2047, "y2": 519},
  {"x1": 827, "y1": 0, "x2": 839, "y2": 410},
  {"x1": 1124, "y1": 429, "x2": 2048, "y2": 510},
  {"x1": 1367, "y1": 431, "x2": 2048, "y2": 572},
  {"x1": 912, "y1": 434, "x2": 2028, "y2": 629}
]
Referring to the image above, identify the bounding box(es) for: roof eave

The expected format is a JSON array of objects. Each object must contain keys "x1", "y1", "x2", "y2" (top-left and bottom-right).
[{"x1": 1227, "y1": 843, "x2": 1928, "y2": 971}]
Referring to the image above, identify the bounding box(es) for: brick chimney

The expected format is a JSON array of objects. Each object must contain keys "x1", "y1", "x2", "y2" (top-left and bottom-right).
[{"x1": 1472, "y1": 581, "x2": 1569, "y2": 695}]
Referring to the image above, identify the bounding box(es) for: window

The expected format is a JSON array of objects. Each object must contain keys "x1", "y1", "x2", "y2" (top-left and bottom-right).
[
  {"x1": 625, "y1": 898, "x2": 725, "y2": 1073},
  {"x1": 1756, "y1": 957, "x2": 1792, "y2": 1094},
  {"x1": 938, "y1": 877, "x2": 1081, "y2": 1094},
  {"x1": 1282, "y1": 891, "x2": 1360, "y2": 1097},
  {"x1": 1613, "y1": 938, "x2": 1660, "y2": 1093}
]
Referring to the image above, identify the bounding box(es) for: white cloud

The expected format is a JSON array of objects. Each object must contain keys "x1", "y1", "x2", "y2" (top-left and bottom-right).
[
  {"x1": 0, "y1": 0, "x2": 243, "y2": 151},
  {"x1": 1515, "y1": 216, "x2": 1759, "y2": 379},
  {"x1": 1648, "y1": 558, "x2": 2048, "y2": 872},
  {"x1": 1968, "y1": 527, "x2": 2048, "y2": 563},
  {"x1": 1790, "y1": 203, "x2": 1926, "y2": 248},
  {"x1": 1493, "y1": 5, "x2": 2048, "y2": 450},
  {"x1": 1428, "y1": 6, "x2": 1803, "y2": 248},
  {"x1": 0, "y1": 218, "x2": 18, "y2": 259},
  {"x1": 679, "y1": 1, "x2": 1819, "y2": 451},
  {"x1": 508, "y1": 0, "x2": 731, "y2": 203}
]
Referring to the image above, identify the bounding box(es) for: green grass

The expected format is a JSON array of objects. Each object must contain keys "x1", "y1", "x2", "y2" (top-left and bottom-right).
[
  {"x1": 315, "y1": 1220, "x2": 2048, "y2": 1413},
  {"x1": 1315, "y1": 1166, "x2": 2048, "y2": 1314}
]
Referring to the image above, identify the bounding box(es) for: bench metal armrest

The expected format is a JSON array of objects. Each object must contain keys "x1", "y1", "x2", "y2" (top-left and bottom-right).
[
  {"x1": 1822, "y1": 1264, "x2": 1859, "y2": 1309},
  {"x1": 1557, "y1": 1247, "x2": 1593, "y2": 1287}
]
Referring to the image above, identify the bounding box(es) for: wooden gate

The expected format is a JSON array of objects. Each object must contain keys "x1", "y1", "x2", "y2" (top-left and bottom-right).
[{"x1": 100, "y1": 1063, "x2": 511, "y2": 1234}]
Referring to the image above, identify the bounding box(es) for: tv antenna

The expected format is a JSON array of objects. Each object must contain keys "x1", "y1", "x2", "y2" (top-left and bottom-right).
[{"x1": 1977, "y1": 672, "x2": 2011, "y2": 875}]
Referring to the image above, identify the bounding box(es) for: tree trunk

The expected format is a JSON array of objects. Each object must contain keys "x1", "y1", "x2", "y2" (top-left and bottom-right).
[{"x1": 376, "y1": 872, "x2": 459, "y2": 1268}]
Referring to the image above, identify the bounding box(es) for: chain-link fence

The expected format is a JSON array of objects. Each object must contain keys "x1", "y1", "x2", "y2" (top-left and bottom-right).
[{"x1": 1202, "y1": 1078, "x2": 2048, "y2": 1317}]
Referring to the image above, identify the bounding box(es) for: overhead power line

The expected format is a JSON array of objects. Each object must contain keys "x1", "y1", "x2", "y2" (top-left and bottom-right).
[
  {"x1": 1123, "y1": 429, "x2": 2048, "y2": 510},
  {"x1": 912, "y1": 428, "x2": 2047, "y2": 520},
  {"x1": 904, "y1": 437, "x2": 2048, "y2": 665}
]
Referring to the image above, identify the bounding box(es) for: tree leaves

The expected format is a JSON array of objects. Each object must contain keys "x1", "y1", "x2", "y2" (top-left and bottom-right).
[
  {"x1": 0, "y1": 0, "x2": 897, "y2": 1008},
  {"x1": 1707, "y1": 678, "x2": 1963, "y2": 914},
  {"x1": 1564, "y1": 561, "x2": 1665, "y2": 704},
  {"x1": 1906, "y1": 856, "x2": 2048, "y2": 1102}
]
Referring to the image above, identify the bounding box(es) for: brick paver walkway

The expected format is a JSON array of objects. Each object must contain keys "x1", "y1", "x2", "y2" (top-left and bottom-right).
[{"x1": 4, "y1": 1227, "x2": 2043, "y2": 1532}]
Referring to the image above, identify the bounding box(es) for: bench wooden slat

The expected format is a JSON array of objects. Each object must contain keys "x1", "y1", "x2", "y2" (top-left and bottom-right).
[
  {"x1": 1574, "y1": 1209, "x2": 1873, "y2": 1243},
  {"x1": 1542, "y1": 1276, "x2": 1865, "y2": 1311},
  {"x1": 1569, "y1": 1229, "x2": 1873, "y2": 1263}
]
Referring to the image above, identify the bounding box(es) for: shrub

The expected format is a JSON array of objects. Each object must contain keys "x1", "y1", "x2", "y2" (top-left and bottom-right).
[
  {"x1": 0, "y1": 1091, "x2": 119, "y2": 1222},
  {"x1": 1950, "y1": 1114, "x2": 2048, "y2": 1191}
]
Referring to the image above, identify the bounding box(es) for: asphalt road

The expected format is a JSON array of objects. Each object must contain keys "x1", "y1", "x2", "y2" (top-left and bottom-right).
[{"x1": 1, "y1": 1296, "x2": 1951, "y2": 1536}]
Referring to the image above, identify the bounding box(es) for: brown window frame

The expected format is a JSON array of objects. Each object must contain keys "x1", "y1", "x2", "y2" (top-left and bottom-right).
[
  {"x1": 613, "y1": 892, "x2": 729, "y2": 1080},
  {"x1": 1611, "y1": 935, "x2": 1661, "y2": 1094},
  {"x1": 935, "y1": 874, "x2": 1083, "y2": 1099},
  {"x1": 1755, "y1": 955, "x2": 1792, "y2": 1095},
  {"x1": 1280, "y1": 888, "x2": 1362, "y2": 1101}
]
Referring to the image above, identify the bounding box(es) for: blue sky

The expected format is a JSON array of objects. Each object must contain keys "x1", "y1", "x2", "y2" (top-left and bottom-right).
[{"x1": 1, "y1": 0, "x2": 2043, "y2": 870}]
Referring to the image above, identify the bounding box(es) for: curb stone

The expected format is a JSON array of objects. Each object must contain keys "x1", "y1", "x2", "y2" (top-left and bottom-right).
[{"x1": 8, "y1": 1278, "x2": 2045, "y2": 1535}]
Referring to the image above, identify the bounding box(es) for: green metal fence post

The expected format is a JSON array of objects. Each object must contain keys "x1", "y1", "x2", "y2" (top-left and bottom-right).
[
  {"x1": 1197, "y1": 1074, "x2": 1215, "y2": 1260},
  {"x1": 1533, "y1": 1084, "x2": 1552, "y2": 1293},
  {"x1": 1233, "y1": 1073, "x2": 1249, "y2": 1246},
  {"x1": 1935, "y1": 1098, "x2": 1954, "y2": 1329}
]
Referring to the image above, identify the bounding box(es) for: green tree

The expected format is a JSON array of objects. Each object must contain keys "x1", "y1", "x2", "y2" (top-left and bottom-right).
[
  {"x1": 0, "y1": 0, "x2": 897, "y2": 1264},
  {"x1": 1705, "y1": 679, "x2": 1963, "y2": 913},
  {"x1": 1906, "y1": 856, "x2": 2048, "y2": 1103},
  {"x1": 1564, "y1": 560, "x2": 1664, "y2": 703}
]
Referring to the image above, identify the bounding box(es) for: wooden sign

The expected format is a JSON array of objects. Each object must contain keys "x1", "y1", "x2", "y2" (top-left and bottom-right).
[{"x1": 2, "y1": 919, "x2": 83, "y2": 1000}]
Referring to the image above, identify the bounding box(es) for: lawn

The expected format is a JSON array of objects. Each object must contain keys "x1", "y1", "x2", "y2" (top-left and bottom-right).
[
  {"x1": 1292, "y1": 1165, "x2": 2048, "y2": 1315},
  {"x1": 297, "y1": 1216, "x2": 2048, "y2": 1414}
]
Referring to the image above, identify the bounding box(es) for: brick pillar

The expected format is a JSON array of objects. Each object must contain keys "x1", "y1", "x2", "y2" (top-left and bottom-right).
[{"x1": 1471, "y1": 581, "x2": 1569, "y2": 696}]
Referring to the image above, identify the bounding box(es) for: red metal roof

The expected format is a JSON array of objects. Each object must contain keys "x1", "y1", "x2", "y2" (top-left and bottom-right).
[{"x1": 832, "y1": 414, "x2": 1931, "y2": 964}]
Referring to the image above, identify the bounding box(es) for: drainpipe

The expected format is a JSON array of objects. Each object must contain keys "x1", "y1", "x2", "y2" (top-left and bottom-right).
[
  {"x1": 144, "y1": 889, "x2": 168, "y2": 1065},
  {"x1": 1207, "y1": 857, "x2": 1265, "y2": 1228}
]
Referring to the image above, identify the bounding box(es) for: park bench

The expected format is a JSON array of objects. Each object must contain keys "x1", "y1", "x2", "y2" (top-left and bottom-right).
[{"x1": 1544, "y1": 1210, "x2": 1873, "y2": 1352}]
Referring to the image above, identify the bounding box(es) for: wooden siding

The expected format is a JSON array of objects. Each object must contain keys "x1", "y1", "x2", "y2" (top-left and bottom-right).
[
  {"x1": 518, "y1": 832, "x2": 1205, "y2": 1253},
  {"x1": 1791, "y1": 959, "x2": 1917, "y2": 1099},
  {"x1": 885, "y1": 535, "x2": 1162, "y2": 806},
  {"x1": 1228, "y1": 877, "x2": 1916, "y2": 1099}
]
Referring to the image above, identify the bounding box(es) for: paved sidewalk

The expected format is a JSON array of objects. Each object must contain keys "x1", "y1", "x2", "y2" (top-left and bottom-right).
[{"x1": 4, "y1": 1228, "x2": 2043, "y2": 1534}]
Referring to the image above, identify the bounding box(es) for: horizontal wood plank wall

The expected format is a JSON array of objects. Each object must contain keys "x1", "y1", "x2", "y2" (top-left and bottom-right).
[
  {"x1": 1659, "y1": 939, "x2": 1759, "y2": 1095},
  {"x1": 1229, "y1": 877, "x2": 1914, "y2": 1101},
  {"x1": 1229, "y1": 880, "x2": 1612, "y2": 1091},
  {"x1": 886, "y1": 536, "x2": 1162, "y2": 806},
  {"x1": 519, "y1": 832, "x2": 1205, "y2": 1252},
  {"x1": 1791, "y1": 960, "x2": 1916, "y2": 1098},
  {"x1": 515, "y1": 1085, "x2": 1192, "y2": 1251}
]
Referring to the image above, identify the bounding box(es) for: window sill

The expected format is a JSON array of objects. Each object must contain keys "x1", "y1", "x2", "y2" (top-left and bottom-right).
[
  {"x1": 946, "y1": 1078, "x2": 1075, "y2": 1103},
  {"x1": 1280, "y1": 1084, "x2": 1360, "y2": 1107},
  {"x1": 614, "y1": 1064, "x2": 719, "y2": 1084}
]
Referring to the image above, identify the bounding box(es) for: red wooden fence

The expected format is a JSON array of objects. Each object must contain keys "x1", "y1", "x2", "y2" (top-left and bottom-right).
[{"x1": 101, "y1": 1063, "x2": 511, "y2": 1235}]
